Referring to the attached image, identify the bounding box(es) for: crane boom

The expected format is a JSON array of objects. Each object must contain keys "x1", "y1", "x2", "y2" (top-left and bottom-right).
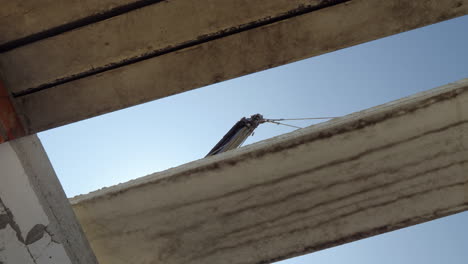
[
  {"x1": 205, "y1": 114, "x2": 337, "y2": 157},
  {"x1": 205, "y1": 114, "x2": 264, "y2": 157}
]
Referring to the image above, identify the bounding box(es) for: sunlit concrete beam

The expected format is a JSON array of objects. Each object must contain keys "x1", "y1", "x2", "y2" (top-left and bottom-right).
[{"x1": 71, "y1": 79, "x2": 468, "y2": 264}]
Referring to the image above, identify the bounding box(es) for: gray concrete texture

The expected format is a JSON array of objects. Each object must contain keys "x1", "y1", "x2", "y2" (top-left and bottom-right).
[
  {"x1": 71, "y1": 79, "x2": 468, "y2": 264},
  {"x1": 1, "y1": 0, "x2": 466, "y2": 134},
  {"x1": 1, "y1": 0, "x2": 330, "y2": 95},
  {"x1": 0, "y1": 0, "x2": 143, "y2": 46},
  {"x1": 0, "y1": 136, "x2": 98, "y2": 264}
]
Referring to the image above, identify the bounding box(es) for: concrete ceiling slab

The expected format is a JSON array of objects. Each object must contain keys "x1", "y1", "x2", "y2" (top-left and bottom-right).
[
  {"x1": 5, "y1": 0, "x2": 467, "y2": 135},
  {"x1": 1, "y1": 0, "x2": 334, "y2": 95},
  {"x1": 0, "y1": 0, "x2": 161, "y2": 48}
]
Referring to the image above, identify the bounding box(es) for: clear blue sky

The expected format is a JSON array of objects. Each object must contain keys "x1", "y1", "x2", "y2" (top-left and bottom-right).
[{"x1": 38, "y1": 16, "x2": 468, "y2": 263}]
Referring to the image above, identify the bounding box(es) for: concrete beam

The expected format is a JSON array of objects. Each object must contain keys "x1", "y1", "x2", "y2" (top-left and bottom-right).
[
  {"x1": 71, "y1": 79, "x2": 468, "y2": 264},
  {"x1": 0, "y1": 0, "x2": 161, "y2": 49},
  {"x1": 0, "y1": 136, "x2": 98, "y2": 264},
  {"x1": 1, "y1": 0, "x2": 336, "y2": 95},
  {"x1": 3, "y1": 0, "x2": 467, "y2": 134}
]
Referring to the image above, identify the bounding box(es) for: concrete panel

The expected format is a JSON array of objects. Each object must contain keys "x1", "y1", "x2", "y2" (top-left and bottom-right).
[
  {"x1": 0, "y1": 0, "x2": 336, "y2": 95},
  {"x1": 71, "y1": 79, "x2": 468, "y2": 264},
  {"x1": 11, "y1": 0, "x2": 468, "y2": 134},
  {"x1": 0, "y1": 136, "x2": 98, "y2": 264},
  {"x1": 0, "y1": 0, "x2": 160, "y2": 48}
]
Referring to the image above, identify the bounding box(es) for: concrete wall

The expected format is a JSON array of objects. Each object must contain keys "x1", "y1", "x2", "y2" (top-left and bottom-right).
[{"x1": 0, "y1": 136, "x2": 97, "y2": 264}]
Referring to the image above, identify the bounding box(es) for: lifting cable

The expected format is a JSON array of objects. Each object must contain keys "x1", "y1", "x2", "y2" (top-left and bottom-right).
[{"x1": 263, "y1": 116, "x2": 337, "y2": 129}]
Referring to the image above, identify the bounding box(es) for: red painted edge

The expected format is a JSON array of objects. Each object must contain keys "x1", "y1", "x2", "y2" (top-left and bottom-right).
[{"x1": 0, "y1": 80, "x2": 25, "y2": 143}]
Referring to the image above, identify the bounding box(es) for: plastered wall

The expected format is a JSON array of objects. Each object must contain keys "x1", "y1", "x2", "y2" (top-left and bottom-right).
[{"x1": 0, "y1": 136, "x2": 97, "y2": 264}]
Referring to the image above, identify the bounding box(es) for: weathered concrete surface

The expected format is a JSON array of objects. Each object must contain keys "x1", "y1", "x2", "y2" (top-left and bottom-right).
[
  {"x1": 72, "y1": 79, "x2": 468, "y2": 264},
  {"x1": 8, "y1": 0, "x2": 468, "y2": 134},
  {"x1": 0, "y1": 0, "x2": 155, "y2": 48},
  {"x1": 0, "y1": 0, "x2": 337, "y2": 95},
  {"x1": 0, "y1": 136, "x2": 98, "y2": 264}
]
